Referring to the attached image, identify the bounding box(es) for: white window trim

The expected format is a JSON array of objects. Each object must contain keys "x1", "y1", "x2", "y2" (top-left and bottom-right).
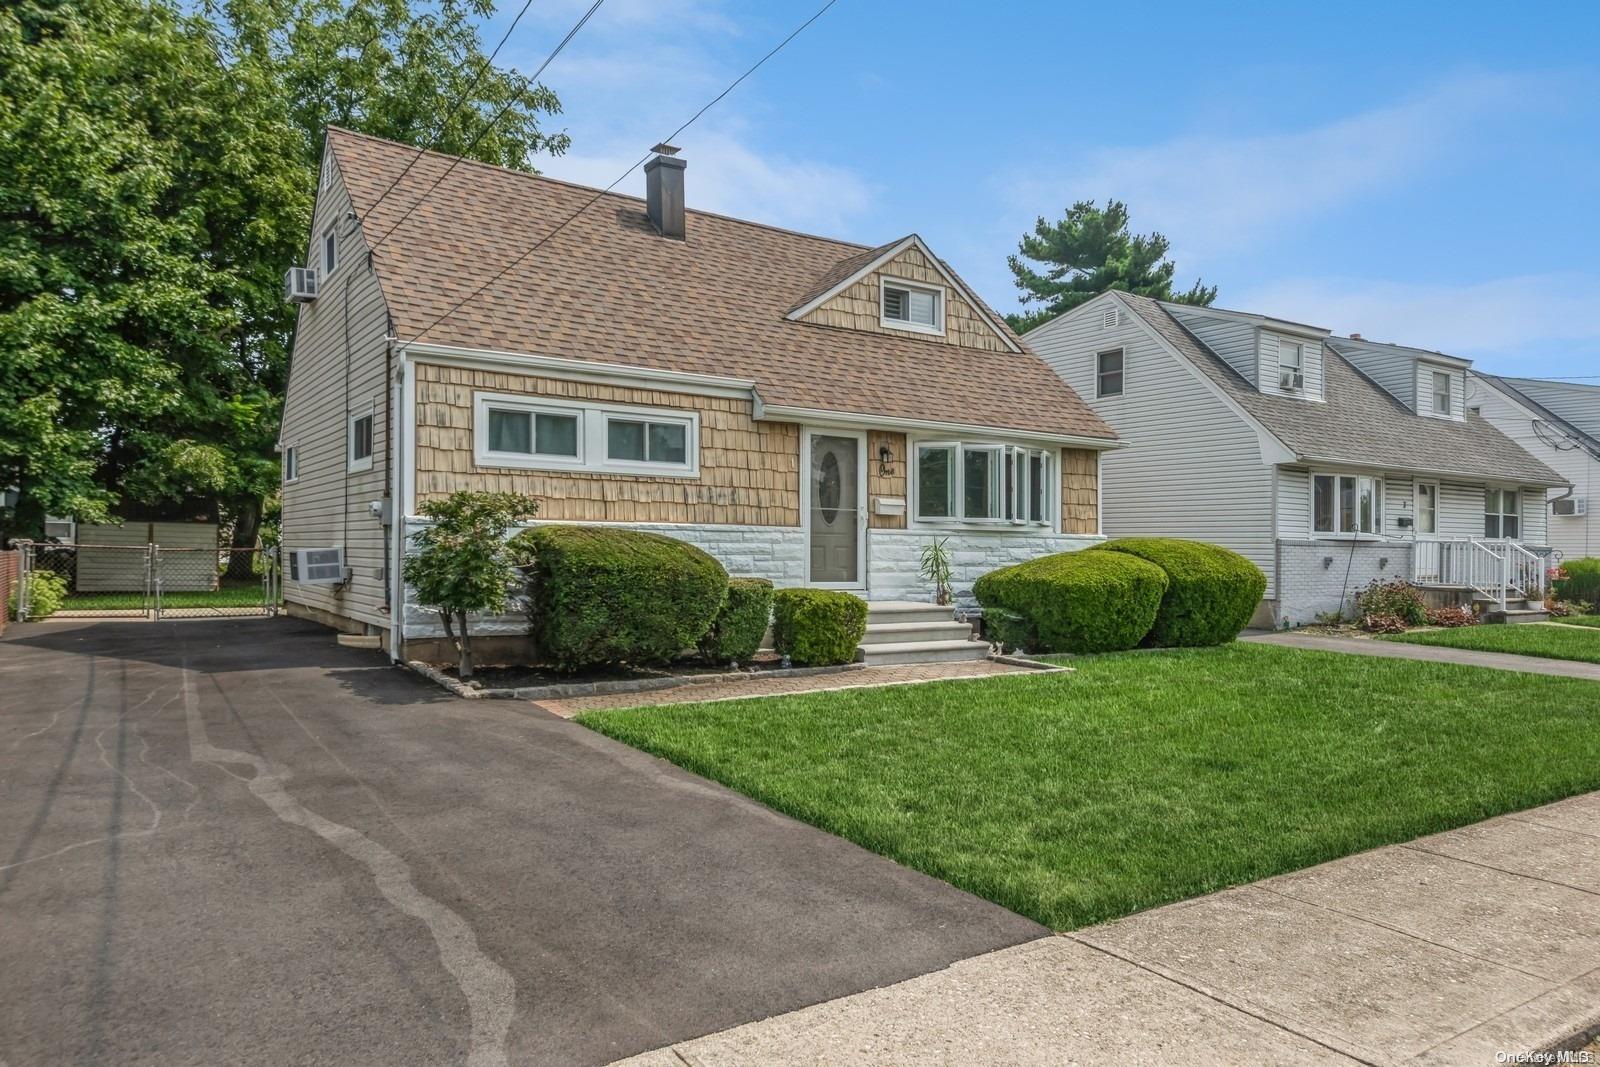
[
  {"x1": 1484, "y1": 487, "x2": 1521, "y2": 540},
  {"x1": 1415, "y1": 480, "x2": 1439, "y2": 536},
  {"x1": 322, "y1": 225, "x2": 338, "y2": 279},
  {"x1": 1309, "y1": 470, "x2": 1384, "y2": 540},
  {"x1": 347, "y1": 408, "x2": 374, "y2": 473},
  {"x1": 909, "y1": 437, "x2": 1056, "y2": 531},
  {"x1": 472, "y1": 392, "x2": 700, "y2": 478},
  {"x1": 1096, "y1": 347, "x2": 1125, "y2": 398},
  {"x1": 1431, "y1": 370, "x2": 1453, "y2": 417},
  {"x1": 282, "y1": 444, "x2": 299, "y2": 484},
  {"x1": 879, "y1": 275, "x2": 946, "y2": 337}
]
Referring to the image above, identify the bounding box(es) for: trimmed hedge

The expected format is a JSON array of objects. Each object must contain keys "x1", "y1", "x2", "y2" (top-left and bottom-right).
[
  {"x1": 700, "y1": 577, "x2": 774, "y2": 665},
  {"x1": 511, "y1": 525, "x2": 728, "y2": 670},
  {"x1": 1091, "y1": 538, "x2": 1266, "y2": 647},
  {"x1": 9, "y1": 571, "x2": 67, "y2": 620},
  {"x1": 772, "y1": 588, "x2": 867, "y2": 666},
  {"x1": 973, "y1": 550, "x2": 1167, "y2": 654},
  {"x1": 1556, "y1": 558, "x2": 1600, "y2": 611}
]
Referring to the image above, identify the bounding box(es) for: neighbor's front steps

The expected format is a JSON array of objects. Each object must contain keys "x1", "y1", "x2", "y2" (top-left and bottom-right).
[
  {"x1": 1475, "y1": 593, "x2": 1550, "y2": 624},
  {"x1": 857, "y1": 601, "x2": 989, "y2": 666},
  {"x1": 614, "y1": 790, "x2": 1600, "y2": 1066}
]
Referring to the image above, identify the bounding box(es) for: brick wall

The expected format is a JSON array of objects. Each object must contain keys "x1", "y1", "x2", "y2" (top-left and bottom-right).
[
  {"x1": 0, "y1": 549, "x2": 17, "y2": 634},
  {"x1": 1276, "y1": 540, "x2": 1414, "y2": 627}
]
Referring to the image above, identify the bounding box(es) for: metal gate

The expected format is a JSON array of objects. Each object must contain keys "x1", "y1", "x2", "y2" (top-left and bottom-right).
[{"x1": 12, "y1": 541, "x2": 279, "y2": 621}]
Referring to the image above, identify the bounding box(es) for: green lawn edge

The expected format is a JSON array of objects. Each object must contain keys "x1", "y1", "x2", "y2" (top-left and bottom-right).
[{"x1": 1386, "y1": 622, "x2": 1600, "y2": 664}]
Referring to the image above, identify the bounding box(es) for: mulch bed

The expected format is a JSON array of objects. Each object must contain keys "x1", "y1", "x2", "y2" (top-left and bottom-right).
[{"x1": 436, "y1": 651, "x2": 786, "y2": 689}]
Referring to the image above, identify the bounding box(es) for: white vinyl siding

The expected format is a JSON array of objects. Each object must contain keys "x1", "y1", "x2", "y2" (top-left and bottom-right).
[
  {"x1": 1259, "y1": 332, "x2": 1324, "y2": 401},
  {"x1": 1416, "y1": 362, "x2": 1465, "y2": 420},
  {"x1": 1469, "y1": 373, "x2": 1594, "y2": 559},
  {"x1": 277, "y1": 146, "x2": 393, "y2": 630},
  {"x1": 1029, "y1": 296, "x2": 1276, "y2": 595},
  {"x1": 1333, "y1": 343, "x2": 1416, "y2": 408},
  {"x1": 1166, "y1": 305, "x2": 1259, "y2": 385}
]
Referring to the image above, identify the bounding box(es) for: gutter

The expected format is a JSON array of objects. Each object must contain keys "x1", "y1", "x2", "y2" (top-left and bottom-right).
[{"x1": 752, "y1": 401, "x2": 1124, "y2": 450}]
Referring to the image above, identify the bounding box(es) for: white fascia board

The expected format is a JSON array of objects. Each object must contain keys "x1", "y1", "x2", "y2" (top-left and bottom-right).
[
  {"x1": 397, "y1": 341, "x2": 758, "y2": 400},
  {"x1": 1287, "y1": 454, "x2": 1570, "y2": 489},
  {"x1": 754, "y1": 402, "x2": 1123, "y2": 450},
  {"x1": 1107, "y1": 291, "x2": 1297, "y2": 466},
  {"x1": 784, "y1": 234, "x2": 1021, "y2": 353},
  {"x1": 1165, "y1": 301, "x2": 1330, "y2": 340}
]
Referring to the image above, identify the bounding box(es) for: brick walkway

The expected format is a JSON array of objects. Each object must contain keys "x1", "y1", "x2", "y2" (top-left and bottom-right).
[{"x1": 534, "y1": 658, "x2": 1042, "y2": 716}]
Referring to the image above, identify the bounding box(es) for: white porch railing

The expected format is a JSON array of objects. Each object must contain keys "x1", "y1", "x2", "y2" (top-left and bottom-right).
[{"x1": 1411, "y1": 538, "x2": 1548, "y2": 610}]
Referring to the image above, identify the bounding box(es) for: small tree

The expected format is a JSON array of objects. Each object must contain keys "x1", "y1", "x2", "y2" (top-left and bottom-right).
[{"x1": 401, "y1": 491, "x2": 538, "y2": 680}]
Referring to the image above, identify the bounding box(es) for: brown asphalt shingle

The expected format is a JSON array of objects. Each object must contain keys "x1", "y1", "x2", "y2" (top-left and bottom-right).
[{"x1": 327, "y1": 128, "x2": 1115, "y2": 441}]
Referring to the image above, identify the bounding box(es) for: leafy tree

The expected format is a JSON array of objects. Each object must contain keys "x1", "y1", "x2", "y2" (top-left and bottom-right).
[
  {"x1": 402, "y1": 491, "x2": 538, "y2": 680},
  {"x1": 0, "y1": 0, "x2": 569, "y2": 552},
  {"x1": 1005, "y1": 199, "x2": 1217, "y2": 334}
]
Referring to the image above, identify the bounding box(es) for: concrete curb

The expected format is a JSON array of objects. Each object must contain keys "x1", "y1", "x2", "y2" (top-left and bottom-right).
[{"x1": 404, "y1": 658, "x2": 868, "y2": 701}]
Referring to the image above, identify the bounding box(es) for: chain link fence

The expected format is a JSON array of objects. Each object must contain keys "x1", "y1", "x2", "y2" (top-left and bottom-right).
[{"x1": 12, "y1": 541, "x2": 278, "y2": 620}]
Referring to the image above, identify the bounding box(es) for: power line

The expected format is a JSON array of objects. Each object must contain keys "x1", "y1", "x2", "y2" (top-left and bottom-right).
[
  {"x1": 368, "y1": 0, "x2": 606, "y2": 251},
  {"x1": 404, "y1": 0, "x2": 842, "y2": 346},
  {"x1": 360, "y1": 0, "x2": 552, "y2": 221}
]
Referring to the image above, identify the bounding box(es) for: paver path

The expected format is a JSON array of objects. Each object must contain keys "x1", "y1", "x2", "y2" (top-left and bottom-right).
[
  {"x1": 1242, "y1": 629, "x2": 1600, "y2": 681},
  {"x1": 535, "y1": 658, "x2": 1035, "y2": 716},
  {"x1": 617, "y1": 792, "x2": 1600, "y2": 1066},
  {"x1": 0, "y1": 617, "x2": 1042, "y2": 1066}
]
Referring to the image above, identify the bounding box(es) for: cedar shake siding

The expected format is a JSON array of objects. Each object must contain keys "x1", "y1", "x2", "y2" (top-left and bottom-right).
[{"x1": 414, "y1": 363, "x2": 800, "y2": 526}]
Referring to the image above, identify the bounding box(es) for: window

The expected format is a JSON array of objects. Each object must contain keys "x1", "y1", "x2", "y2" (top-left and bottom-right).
[
  {"x1": 1485, "y1": 488, "x2": 1520, "y2": 539},
  {"x1": 1279, "y1": 343, "x2": 1305, "y2": 391},
  {"x1": 473, "y1": 394, "x2": 698, "y2": 476},
  {"x1": 1416, "y1": 481, "x2": 1438, "y2": 535},
  {"x1": 348, "y1": 411, "x2": 373, "y2": 471},
  {"x1": 606, "y1": 417, "x2": 688, "y2": 466},
  {"x1": 282, "y1": 446, "x2": 299, "y2": 484},
  {"x1": 915, "y1": 441, "x2": 1052, "y2": 525},
  {"x1": 1432, "y1": 371, "x2": 1452, "y2": 416},
  {"x1": 880, "y1": 278, "x2": 943, "y2": 333},
  {"x1": 1096, "y1": 349, "x2": 1124, "y2": 398},
  {"x1": 322, "y1": 226, "x2": 338, "y2": 278},
  {"x1": 1312, "y1": 472, "x2": 1382, "y2": 535}
]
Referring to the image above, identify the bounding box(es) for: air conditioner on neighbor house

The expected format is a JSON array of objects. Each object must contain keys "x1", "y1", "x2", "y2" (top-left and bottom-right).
[
  {"x1": 1279, "y1": 367, "x2": 1304, "y2": 391},
  {"x1": 286, "y1": 547, "x2": 349, "y2": 584},
  {"x1": 1552, "y1": 497, "x2": 1588, "y2": 517},
  {"x1": 284, "y1": 266, "x2": 318, "y2": 304}
]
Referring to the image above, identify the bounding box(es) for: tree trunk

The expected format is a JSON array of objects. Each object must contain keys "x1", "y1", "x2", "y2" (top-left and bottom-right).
[
  {"x1": 225, "y1": 497, "x2": 262, "y2": 580},
  {"x1": 456, "y1": 611, "x2": 474, "y2": 681}
]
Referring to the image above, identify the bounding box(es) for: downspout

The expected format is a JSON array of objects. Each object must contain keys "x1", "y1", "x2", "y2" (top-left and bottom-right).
[{"x1": 387, "y1": 340, "x2": 407, "y2": 663}]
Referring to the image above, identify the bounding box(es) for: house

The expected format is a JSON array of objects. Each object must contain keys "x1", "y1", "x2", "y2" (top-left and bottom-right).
[
  {"x1": 1025, "y1": 292, "x2": 1568, "y2": 627},
  {"x1": 277, "y1": 129, "x2": 1118, "y2": 662},
  {"x1": 1468, "y1": 373, "x2": 1600, "y2": 563}
]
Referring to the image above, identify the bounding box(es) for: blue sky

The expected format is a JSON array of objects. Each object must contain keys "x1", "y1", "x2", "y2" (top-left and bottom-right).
[{"x1": 505, "y1": 0, "x2": 1599, "y2": 379}]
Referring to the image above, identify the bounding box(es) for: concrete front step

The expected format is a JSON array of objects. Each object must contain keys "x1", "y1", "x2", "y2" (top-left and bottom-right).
[
  {"x1": 862, "y1": 619, "x2": 975, "y2": 646},
  {"x1": 1485, "y1": 609, "x2": 1551, "y2": 625},
  {"x1": 858, "y1": 638, "x2": 991, "y2": 666},
  {"x1": 864, "y1": 600, "x2": 962, "y2": 626}
]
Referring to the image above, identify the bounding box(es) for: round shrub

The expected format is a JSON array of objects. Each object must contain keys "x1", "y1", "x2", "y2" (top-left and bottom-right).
[
  {"x1": 511, "y1": 525, "x2": 728, "y2": 671},
  {"x1": 9, "y1": 571, "x2": 67, "y2": 619},
  {"x1": 699, "y1": 577, "x2": 774, "y2": 665},
  {"x1": 771, "y1": 588, "x2": 867, "y2": 666},
  {"x1": 1090, "y1": 538, "x2": 1266, "y2": 647},
  {"x1": 973, "y1": 550, "x2": 1167, "y2": 654},
  {"x1": 1353, "y1": 577, "x2": 1427, "y2": 628},
  {"x1": 1555, "y1": 558, "x2": 1600, "y2": 611}
]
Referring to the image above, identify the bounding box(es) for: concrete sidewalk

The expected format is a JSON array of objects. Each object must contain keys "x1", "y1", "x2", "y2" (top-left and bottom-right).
[
  {"x1": 1243, "y1": 629, "x2": 1600, "y2": 681},
  {"x1": 616, "y1": 792, "x2": 1600, "y2": 1066}
]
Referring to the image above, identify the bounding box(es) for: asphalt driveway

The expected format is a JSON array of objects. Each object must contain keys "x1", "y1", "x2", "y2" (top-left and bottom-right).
[{"x1": 0, "y1": 617, "x2": 1042, "y2": 1066}]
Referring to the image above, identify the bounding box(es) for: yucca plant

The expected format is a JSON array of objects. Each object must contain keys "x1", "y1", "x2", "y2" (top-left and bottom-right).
[{"x1": 920, "y1": 537, "x2": 954, "y2": 606}]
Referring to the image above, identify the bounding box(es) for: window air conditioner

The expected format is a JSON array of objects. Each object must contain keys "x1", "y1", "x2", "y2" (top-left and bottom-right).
[
  {"x1": 286, "y1": 547, "x2": 348, "y2": 584},
  {"x1": 284, "y1": 266, "x2": 318, "y2": 303},
  {"x1": 1279, "y1": 367, "x2": 1304, "y2": 391},
  {"x1": 1552, "y1": 497, "x2": 1588, "y2": 517}
]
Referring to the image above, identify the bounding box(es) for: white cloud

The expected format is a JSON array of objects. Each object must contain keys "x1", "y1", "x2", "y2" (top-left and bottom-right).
[
  {"x1": 1231, "y1": 271, "x2": 1600, "y2": 374},
  {"x1": 997, "y1": 72, "x2": 1552, "y2": 269}
]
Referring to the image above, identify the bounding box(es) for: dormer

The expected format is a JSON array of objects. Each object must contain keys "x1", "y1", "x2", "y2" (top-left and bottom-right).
[
  {"x1": 1164, "y1": 304, "x2": 1329, "y2": 401},
  {"x1": 787, "y1": 235, "x2": 1020, "y2": 355},
  {"x1": 1326, "y1": 336, "x2": 1469, "y2": 421}
]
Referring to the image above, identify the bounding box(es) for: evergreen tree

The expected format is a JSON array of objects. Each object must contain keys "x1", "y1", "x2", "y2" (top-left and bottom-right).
[{"x1": 1005, "y1": 199, "x2": 1216, "y2": 334}]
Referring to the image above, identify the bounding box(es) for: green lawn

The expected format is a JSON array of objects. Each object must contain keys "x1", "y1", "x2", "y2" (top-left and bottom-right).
[
  {"x1": 1387, "y1": 622, "x2": 1600, "y2": 664},
  {"x1": 1557, "y1": 615, "x2": 1600, "y2": 629},
  {"x1": 58, "y1": 584, "x2": 277, "y2": 612},
  {"x1": 580, "y1": 644, "x2": 1600, "y2": 931}
]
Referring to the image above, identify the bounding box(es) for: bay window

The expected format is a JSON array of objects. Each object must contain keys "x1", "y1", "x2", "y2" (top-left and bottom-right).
[
  {"x1": 1312, "y1": 472, "x2": 1382, "y2": 536},
  {"x1": 916, "y1": 441, "x2": 1052, "y2": 526},
  {"x1": 1485, "y1": 488, "x2": 1519, "y2": 539}
]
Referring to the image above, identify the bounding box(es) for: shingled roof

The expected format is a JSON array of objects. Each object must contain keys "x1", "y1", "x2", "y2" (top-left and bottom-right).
[
  {"x1": 324, "y1": 128, "x2": 1115, "y2": 443},
  {"x1": 1117, "y1": 293, "x2": 1566, "y2": 486}
]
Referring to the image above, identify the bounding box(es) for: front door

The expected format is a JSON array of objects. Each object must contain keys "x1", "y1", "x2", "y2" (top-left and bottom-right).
[{"x1": 805, "y1": 430, "x2": 865, "y2": 587}]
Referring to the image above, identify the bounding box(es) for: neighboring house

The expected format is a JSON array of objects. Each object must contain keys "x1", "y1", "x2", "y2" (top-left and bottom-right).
[
  {"x1": 277, "y1": 129, "x2": 1118, "y2": 661},
  {"x1": 1469, "y1": 373, "x2": 1600, "y2": 562},
  {"x1": 1026, "y1": 292, "x2": 1568, "y2": 627}
]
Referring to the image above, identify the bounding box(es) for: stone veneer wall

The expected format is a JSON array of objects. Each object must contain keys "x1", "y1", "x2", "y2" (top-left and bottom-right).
[
  {"x1": 1275, "y1": 540, "x2": 1414, "y2": 627},
  {"x1": 866, "y1": 529, "x2": 1103, "y2": 611}
]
